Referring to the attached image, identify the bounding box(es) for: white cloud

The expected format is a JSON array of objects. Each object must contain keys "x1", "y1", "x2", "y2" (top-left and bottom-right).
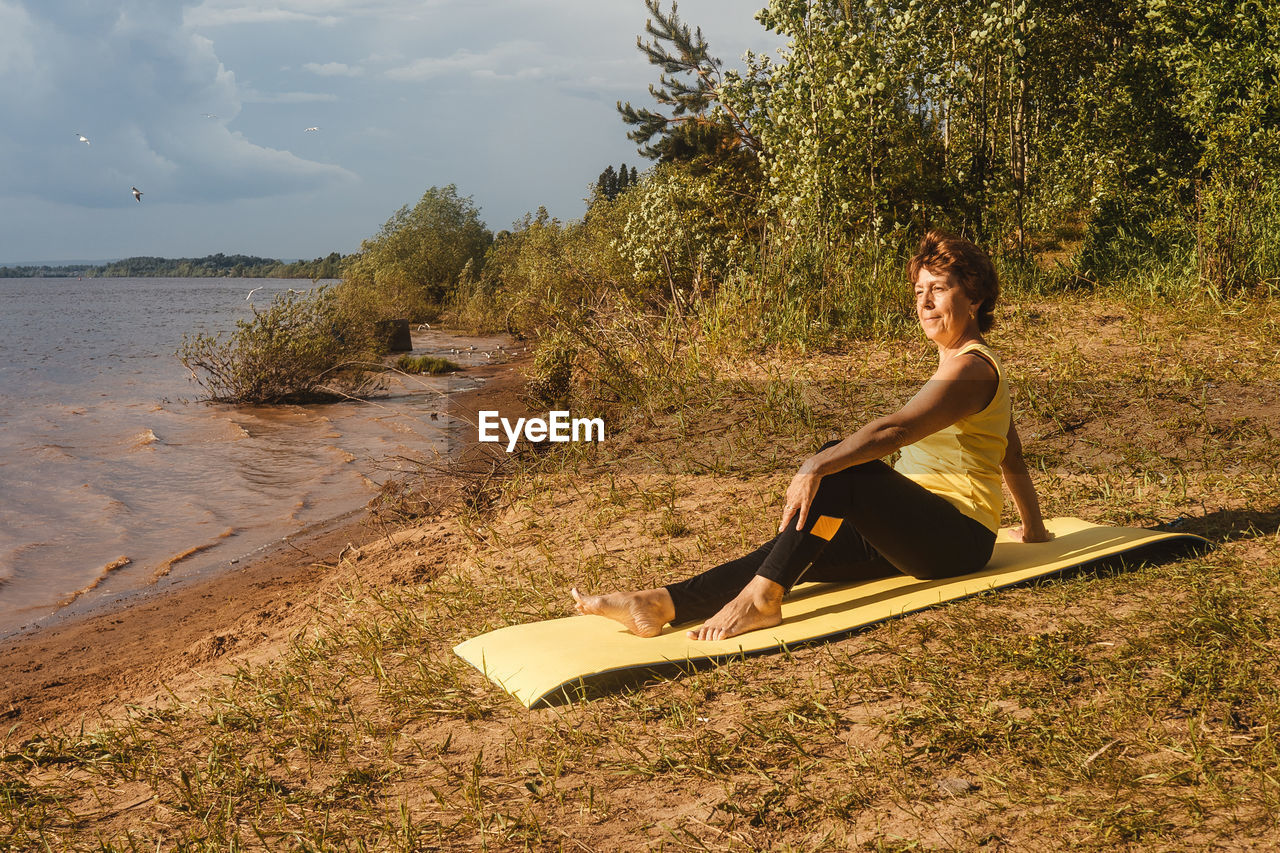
[
  {"x1": 183, "y1": 0, "x2": 447, "y2": 29},
  {"x1": 303, "y1": 61, "x2": 363, "y2": 77},
  {"x1": 385, "y1": 39, "x2": 611, "y2": 86},
  {"x1": 184, "y1": 6, "x2": 340, "y2": 27}
]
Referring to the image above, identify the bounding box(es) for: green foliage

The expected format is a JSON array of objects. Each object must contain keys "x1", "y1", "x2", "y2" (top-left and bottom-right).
[
  {"x1": 177, "y1": 288, "x2": 382, "y2": 404},
  {"x1": 618, "y1": 0, "x2": 760, "y2": 169},
  {"x1": 448, "y1": 203, "x2": 637, "y2": 337},
  {"x1": 617, "y1": 161, "x2": 761, "y2": 293},
  {"x1": 344, "y1": 185, "x2": 492, "y2": 320},
  {"x1": 728, "y1": 0, "x2": 937, "y2": 243},
  {"x1": 711, "y1": 0, "x2": 1280, "y2": 294},
  {"x1": 700, "y1": 235, "x2": 917, "y2": 352}
]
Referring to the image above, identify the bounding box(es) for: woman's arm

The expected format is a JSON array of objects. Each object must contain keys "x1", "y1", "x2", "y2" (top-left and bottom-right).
[
  {"x1": 779, "y1": 353, "x2": 997, "y2": 531},
  {"x1": 1000, "y1": 420, "x2": 1053, "y2": 542}
]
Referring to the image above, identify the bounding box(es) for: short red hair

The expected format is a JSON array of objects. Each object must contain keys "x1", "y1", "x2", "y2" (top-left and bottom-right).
[{"x1": 907, "y1": 230, "x2": 999, "y2": 333}]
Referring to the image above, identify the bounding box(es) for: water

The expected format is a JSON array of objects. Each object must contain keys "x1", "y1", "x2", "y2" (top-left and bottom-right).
[{"x1": 0, "y1": 277, "x2": 498, "y2": 638}]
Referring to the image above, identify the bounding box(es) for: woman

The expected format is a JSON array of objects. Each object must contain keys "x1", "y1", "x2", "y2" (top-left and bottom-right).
[{"x1": 572, "y1": 230, "x2": 1052, "y2": 642}]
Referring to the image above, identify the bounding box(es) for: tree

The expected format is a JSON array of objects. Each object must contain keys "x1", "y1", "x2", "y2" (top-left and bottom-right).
[
  {"x1": 345, "y1": 185, "x2": 492, "y2": 318},
  {"x1": 617, "y1": 0, "x2": 760, "y2": 167},
  {"x1": 597, "y1": 165, "x2": 618, "y2": 200},
  {"x1": 593, "y1": 162, "x2": 641, "y2": 204}
]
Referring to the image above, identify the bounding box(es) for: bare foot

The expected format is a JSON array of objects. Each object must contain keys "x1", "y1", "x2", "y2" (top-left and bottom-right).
[
  {"x1": 687, "y1": 576, "x2": 784, "y2": 641},
  {"x1": 571, "y1": 587, "x2": 674, "y2": 638}
]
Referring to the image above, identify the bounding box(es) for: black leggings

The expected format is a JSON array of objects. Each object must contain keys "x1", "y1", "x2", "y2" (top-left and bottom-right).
[{"x1": 664, "y1": 444, "x2": 997, "y2": 625}]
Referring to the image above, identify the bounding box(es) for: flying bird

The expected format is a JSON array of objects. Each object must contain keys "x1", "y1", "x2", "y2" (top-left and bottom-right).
[
  {"x1": 245, "y1": 287, "x2": 263, "y2": 301},
  {"x1": 304, "y1": 126, "x2": 320, "y2": 132},
  {"x1": 131, "y1": 186, "x2": 143, "y2": 202},
  {"x1": 75, "y1": 132, "x2": 90, "y2": 145},
  {"x1": 201, "y1": 113, "x2": 219, "y2": 119}
]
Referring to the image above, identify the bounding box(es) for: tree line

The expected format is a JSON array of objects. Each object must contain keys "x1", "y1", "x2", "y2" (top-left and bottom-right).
[{"x1": 1, "y1": 252, "x2": 346, "y2": 280}]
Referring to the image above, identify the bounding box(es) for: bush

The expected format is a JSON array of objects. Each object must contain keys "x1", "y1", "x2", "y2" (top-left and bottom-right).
[
  {"x1": 178, "y1": 288, "x2": 383, "y2": 404},
  {"x1": 615, "y1": 162, "x2": 759, "y2": 294}
]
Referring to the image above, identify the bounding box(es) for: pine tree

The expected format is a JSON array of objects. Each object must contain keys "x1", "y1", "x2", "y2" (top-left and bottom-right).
[
  {"x1": 617, "y1": 0, "x2": 759, "y2": 162},
  {"x1": 596, "y1": 165, "x2": 618, "y2": 201}
]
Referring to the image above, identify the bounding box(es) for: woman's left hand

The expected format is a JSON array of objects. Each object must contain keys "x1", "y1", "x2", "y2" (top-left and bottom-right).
[{"x1": 779, "y1": 465, "x2": 823, "y2": 533}]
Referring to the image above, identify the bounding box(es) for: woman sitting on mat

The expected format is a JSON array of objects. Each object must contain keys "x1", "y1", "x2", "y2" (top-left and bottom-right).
[{"x1": 572, "y1": 229, "x2": 1053, "y2": 642}]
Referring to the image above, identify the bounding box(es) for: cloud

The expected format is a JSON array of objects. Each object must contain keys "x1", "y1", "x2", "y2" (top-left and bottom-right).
[
  {"x1": 184, "y1": 6, "x2": 340, "y2": 27},
  {"x1": 384, "y1": 49, "x2": 491, "y2": 81},
  {"x1": 303, "y1": 61, "x2": 364, "y2": 77},
  {"x1": 0, "y1": 2, "x2": 38, "y2": 78},
  {"x1": 240, "y1": 88, "x2": 340, "y2": 103},
  {"x1": 183, "y1": 0, "x2": 445, "y2": 29},
  {"x1": 0, "y1": 0, "x2": 354, "y2": 208},
  {"x1": 384, "y1": 39, "x2": 628, "y2": 89}
]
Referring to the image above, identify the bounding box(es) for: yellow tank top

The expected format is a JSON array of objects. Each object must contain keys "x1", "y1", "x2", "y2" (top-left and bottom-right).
[{"x1": 892, "y1": 341, "x2": 1010, "y2": 532}]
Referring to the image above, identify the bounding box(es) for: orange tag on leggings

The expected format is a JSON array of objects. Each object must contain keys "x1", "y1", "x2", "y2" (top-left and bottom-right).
[{"x1": 809, "y1": 515, "x2": 843, "y2": 541}]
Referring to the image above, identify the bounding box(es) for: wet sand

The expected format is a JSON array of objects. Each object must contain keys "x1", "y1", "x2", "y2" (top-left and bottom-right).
[{"x1": 0, "y1": 348, "x2": 532, "y2": 735}]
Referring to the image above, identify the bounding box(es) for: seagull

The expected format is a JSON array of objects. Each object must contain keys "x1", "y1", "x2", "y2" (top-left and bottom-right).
[
  {"x1": 245, "y1": 286, "x2": 263, "y2": 301},
  {"x1": 131, "y1": 186, "x2": 143, "y2": 202},
  {"x1": 201, "y1": 113, "x2": 219, "y2": 119},
  {"x1": 417, "y1": 322, "x2": 431, "y2": 331},
  {"x1": 75, "y1": 132, "x2": 90, "y2": 145},
  {"x1": 304, "y1": 126, "x2": 320, "y2": 132}
]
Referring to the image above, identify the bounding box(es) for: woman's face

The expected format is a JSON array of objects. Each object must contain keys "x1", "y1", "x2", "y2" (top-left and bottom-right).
[{"x1": 914, "y1": 267, "x2": 978, "y2": 347}]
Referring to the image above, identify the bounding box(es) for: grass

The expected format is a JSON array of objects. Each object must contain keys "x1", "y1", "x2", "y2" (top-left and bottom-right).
[
  {"x1": 1, "y1": 291, "x2": 1278, "y2": 850},
  {"x1": 394, "y1": 354, "x2": 461, "y2": 375}
]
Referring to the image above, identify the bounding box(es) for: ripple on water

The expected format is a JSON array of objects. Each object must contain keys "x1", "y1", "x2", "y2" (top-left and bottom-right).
[{"x1": 32, "y1": 444, "x2": 79, "y2": 462}]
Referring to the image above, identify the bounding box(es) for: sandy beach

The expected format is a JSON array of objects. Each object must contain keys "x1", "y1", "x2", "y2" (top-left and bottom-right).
[{"x1": 0, "y1": 347, "x2": 532, "y2": 737}]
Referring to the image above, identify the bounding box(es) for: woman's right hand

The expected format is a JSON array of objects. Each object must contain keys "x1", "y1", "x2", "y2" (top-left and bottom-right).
[
  {"x1": 1009, "y1": 525, "x2": 1054, "y2": 543},
  {"x1": 778, "y1": 466, "x2": 823, "y2": 533}
]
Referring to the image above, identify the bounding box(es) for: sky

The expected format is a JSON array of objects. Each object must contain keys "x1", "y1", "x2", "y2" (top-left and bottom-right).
[{"x1": 0, "y1": 0, "x2": 784, "y2": 264}]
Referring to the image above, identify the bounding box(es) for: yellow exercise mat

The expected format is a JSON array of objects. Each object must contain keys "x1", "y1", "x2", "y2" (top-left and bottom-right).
[{"x1": 454, "y1": 517, "x2": 1206, "y2": 708}]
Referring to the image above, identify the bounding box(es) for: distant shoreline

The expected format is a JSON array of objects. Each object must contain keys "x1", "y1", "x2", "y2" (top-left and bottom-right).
[{"x1": 0, "y1": 251, "x2": 346, "y2": 279}]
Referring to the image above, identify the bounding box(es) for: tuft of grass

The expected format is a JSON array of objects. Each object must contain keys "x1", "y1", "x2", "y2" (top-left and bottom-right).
[{"x1": 394, "y1": 354, "x2": 460, "y2": 375}]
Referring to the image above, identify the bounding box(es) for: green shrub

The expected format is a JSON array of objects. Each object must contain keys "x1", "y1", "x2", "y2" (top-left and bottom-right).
[
  {"x1": 178, "y1": 288, "x2": 382, "y2": 404},
  {"x1": 344, "y1": 185, "x2": 492, "y2": 322}
]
